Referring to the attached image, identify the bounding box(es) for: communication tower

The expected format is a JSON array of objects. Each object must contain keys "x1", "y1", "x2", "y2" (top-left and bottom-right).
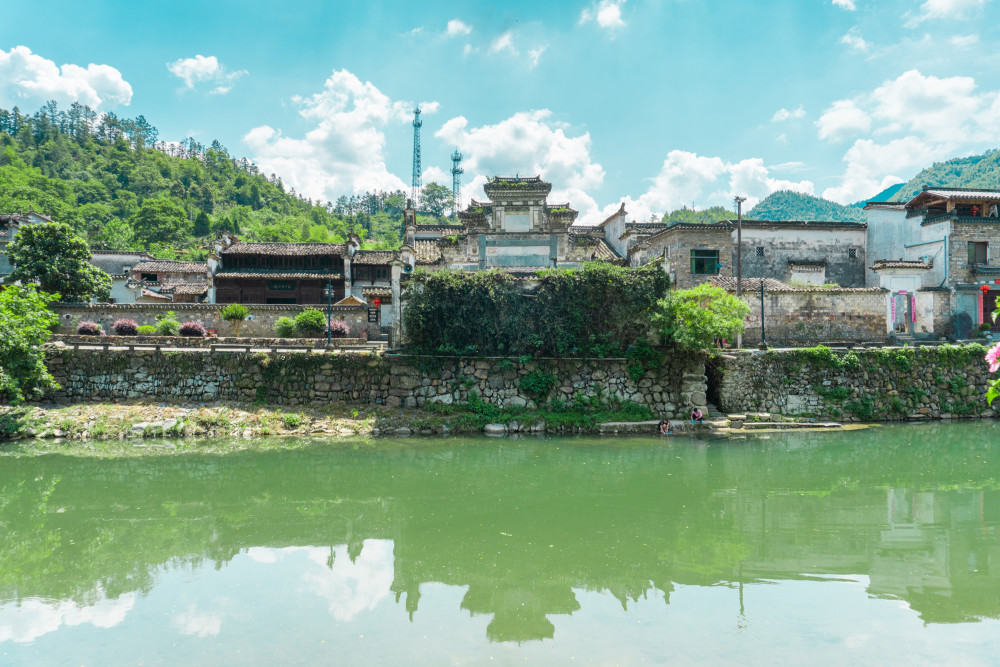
[
  {"x1": 451, "y1": 149, "x2": 464, "y2": 215},
  {"x1": 411, "y1": 107, "x2": 422, "y2": 207}
]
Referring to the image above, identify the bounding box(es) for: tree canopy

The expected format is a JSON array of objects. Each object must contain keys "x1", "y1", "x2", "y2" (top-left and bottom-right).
[
  {"x1": 0, "y1": 285, "x2": 59, "y2": 402},
  {"x1": 653, "y1": 283, "x2": 750, "y2": 351},
  {"x1": 0, "y1": 101, "x2": 442, "y2": 260},
  {"x1": 7, "y1": 222, "x2": 111, "y2": 302}
]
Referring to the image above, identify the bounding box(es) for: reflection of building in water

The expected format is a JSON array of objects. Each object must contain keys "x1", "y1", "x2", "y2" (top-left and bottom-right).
[
  {"x1": 4, "y1": 443, "x2": 1000, "y2": 643},
  {"x1": 725, "y1": 485, "x2": 1000, "y2": 624}
]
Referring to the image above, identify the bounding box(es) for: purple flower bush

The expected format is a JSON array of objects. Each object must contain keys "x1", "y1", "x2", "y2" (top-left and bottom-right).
[{"x1": 111, "y1": 318, "x2": 139, "y2": 336}]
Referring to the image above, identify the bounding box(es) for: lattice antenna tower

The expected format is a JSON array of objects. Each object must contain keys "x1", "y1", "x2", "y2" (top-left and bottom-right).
[
  {"x1": 451, "y1": 149, "x2": 464, "y2": 215},
  {"x1": 411, "y1": 107, "x2": 422, "y2": 207}
]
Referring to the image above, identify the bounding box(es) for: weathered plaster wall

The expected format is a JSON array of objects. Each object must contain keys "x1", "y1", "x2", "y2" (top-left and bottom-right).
[
  {"x1": 718, "y1": 346, "x2": 997, "y2": 421},
  {"x1": 52, "y1": 303, "x2": 376, "y2": 338},
  {"x1": 41, "y1": 349, "x2": 709, "y2": 418},
  {"x1": 736, "y1": 224, "x2": 867, "y2": 287},
  {"x1": 638, "y1": 227, "x2": 733, "y2": 289},
  {"x1": 737, "y1": 289, "x2": 888, "y2": 345}
]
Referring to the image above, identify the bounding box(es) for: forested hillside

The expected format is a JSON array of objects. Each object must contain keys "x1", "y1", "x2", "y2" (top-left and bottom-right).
[
  {"x1": 660, "y1": 205, "x2": 733, "y2": 225},
  {"x1": 747, "y1": 190, "x2": 866, "y2": 222},
  {"x1": 891, "y1": 149, "x2": 1000, "y2": 202},
  {"x1": 0, "y1": 102, "x2": 441, "y2": 259}
]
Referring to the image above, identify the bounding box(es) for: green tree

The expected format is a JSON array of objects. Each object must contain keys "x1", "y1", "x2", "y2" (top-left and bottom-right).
[
  {"x1": 652, "y1": 283, "x2": 750, "y2": 351},
  {"x1": 0, "y1": 285, "x2": 59, "y2": 402},
  {"x1": 193, "y1": 210, "x2": 211, "y2": 237},
  {"x1": 220, "y1": 303, "x2": 250, "y2": 337},
  {"x1": 7, "y1": 222, "x2": 111, "y2": 301},
  {"x1": 420, "y1": 182, "x2": 454, "y2": 218},
  {"x1": 131, "y1": 197, "x2": 191, "y2": 248}
]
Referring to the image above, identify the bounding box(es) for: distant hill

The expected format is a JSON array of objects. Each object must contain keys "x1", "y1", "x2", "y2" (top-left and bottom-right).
[
  {"x1": 747, "y1": 190, "x2": 866, "y2": 222},
  {"x1": 890, "y1": 149, "x2": 1000, "y2": 202},
  {"x1": 851, "y1": 182, "x2": 904, "y2": 208}
]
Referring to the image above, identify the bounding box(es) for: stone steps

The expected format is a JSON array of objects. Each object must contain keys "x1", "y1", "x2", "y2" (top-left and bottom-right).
[{"x1": 741, "y1": 421, "x2": 842, "y2": 430}]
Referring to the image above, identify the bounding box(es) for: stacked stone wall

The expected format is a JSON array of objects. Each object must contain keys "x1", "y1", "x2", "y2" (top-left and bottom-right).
[
  {"x1": 42, "y1": 349, "x2": 708, "y2": 418},
  {"x1": 739, "y1": 290, "x2": 887, "y2": 345},
  {"x1": 718, "y1": 346, "x2": 998, "y2": 421}
]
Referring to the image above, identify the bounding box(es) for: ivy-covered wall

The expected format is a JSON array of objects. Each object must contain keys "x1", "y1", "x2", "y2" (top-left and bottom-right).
[
  {"x1": 42, "y1": 349, "x2": 709, "y2": 419},
  {"x1": 718, "y1": 345, "x2": 998, "y2": 421}
]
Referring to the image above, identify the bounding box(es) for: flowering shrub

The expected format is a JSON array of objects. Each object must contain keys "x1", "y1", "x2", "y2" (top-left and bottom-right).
[
  {"x1": 179, "y1": 321, "x2": 206, "y2": 337},
  {"x1": 111, "y1": 318, "x2": 139, "y2": 336},
  {"x1": 327, "y1": 319, "x2": 351, "y2": 338},
  {"x1": 986, "y1": 342, "x2": 1000, "y2": 404},
  {"x1": 77, "y1": 321, "x2": 102, "y2": 336}
]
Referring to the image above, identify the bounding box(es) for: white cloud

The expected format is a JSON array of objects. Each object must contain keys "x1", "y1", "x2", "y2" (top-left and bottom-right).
[
  {"x1": 303, "y1": 541, "x2": 395, "y2": 622},
  {"x1": 580, "y1": 0, "x2": 627, "y2": 29},
  {"x1": 772, "y1": 106, "x2": 805, "y2": 122},
  {"x1": 0, "y1": 592, "x2": 134, "y2": 643},
  {"x1": 0, "y1": 45, "x2": 132, "y2": 110},
  {"x1": 422, "y1": 166, "x2": 450, "y2": 185},
  {"x1": 950, "y1": 34, "x2": 980, "y2": 47},
  {"x1": 436, "y1": 110, "x2": 606, "y2": 221},
  {"x1": 166, "y1": 54, "x2": 246, "y2": 94},
  {"x1": 822, "y1": 136, "x2": 942, "y2": 203},
  {"x1": 528, "y1": 45, "x2": 548, "y2": 69},
  {"x1": 840, "y1": 29, "x2": 870, "y2": 51},
  {"x1": 818, "y1": 69, "x2": 1000, "y2": 202},
  {"x1": 816, "y1": 99, "x2": 872, "y2": 141},
  {"x1": 446, "y1": 19, "x2": 472, "y2": 37},
  {"x1": 833, "y1": 0, "x2": 857, "y2": 9},
  {"x1": 489, "y1": 31, "x2": 518, "y2": 55},
  {"x1": 906, "y1": 0, "x2": 987, "y2": 26},
  {"x1": 591, "y1": 151, "x2": 814, "y2": 224},
  {"x1": 173, "y1": 605, "x2": 222, "y2": 638},
  {"x1": 244, "y1": 69, "x2": 433, "y2": 199}
]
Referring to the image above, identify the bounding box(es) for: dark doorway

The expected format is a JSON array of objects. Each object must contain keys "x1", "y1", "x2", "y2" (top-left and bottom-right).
[{"x1": 985, "y1": 291, "x2": 1000, "y2": 333}]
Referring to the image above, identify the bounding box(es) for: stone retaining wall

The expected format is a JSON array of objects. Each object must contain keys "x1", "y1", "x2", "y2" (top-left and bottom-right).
[
  {"x1": 718, "y1": 345, "x2": 998, "y2": 421},
  {"x1": 41, "y1": 349, "x2": 708, "y2": 418},
  {"x1": 52, "y1": 303, "x2": 378, "y2": 338}
]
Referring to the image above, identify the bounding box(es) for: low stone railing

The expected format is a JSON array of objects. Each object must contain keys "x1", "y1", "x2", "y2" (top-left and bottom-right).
[{"x1": 50, "y1": 334, "x2": 367, "y2": 349}]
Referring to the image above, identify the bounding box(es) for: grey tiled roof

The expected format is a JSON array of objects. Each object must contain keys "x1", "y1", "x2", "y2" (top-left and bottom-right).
[
  {"x1": 214, "y1": 269, "x2": 344, "y2": 279},
  {"x1": 221, "y1": 242, "x2": 345, "y2": 256},
  {"x1": 132, "y1": 260, "x2": 207, "y2": 274}
]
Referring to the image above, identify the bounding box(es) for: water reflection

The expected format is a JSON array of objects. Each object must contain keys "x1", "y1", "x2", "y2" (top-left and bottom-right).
[{"x1": 1, "y1": 422, "x2": 999, "y2": 648}]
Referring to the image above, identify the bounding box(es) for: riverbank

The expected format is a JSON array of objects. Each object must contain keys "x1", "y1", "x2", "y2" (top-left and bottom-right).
[{"x1": 0, "y1": 397, "x2": 683, "y2": 442}]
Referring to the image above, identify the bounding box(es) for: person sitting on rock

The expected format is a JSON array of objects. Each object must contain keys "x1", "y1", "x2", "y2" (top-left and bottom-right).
[{"x1": 690, "y1": 407, "x2": 703, "y2": 423}]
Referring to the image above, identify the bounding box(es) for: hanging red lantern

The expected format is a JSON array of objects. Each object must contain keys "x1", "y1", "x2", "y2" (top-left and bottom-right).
[
  {"x1": 372, "y1": 298, "x2": 382, "y2": 307},
  {"x1": 981, "y1": 284, "x2": 990, "y2": 293}
]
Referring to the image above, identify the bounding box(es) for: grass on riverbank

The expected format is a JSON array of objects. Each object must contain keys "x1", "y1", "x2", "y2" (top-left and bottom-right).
[{"x1": 0, "y1": 394, "x2": 659, "y2": 443}]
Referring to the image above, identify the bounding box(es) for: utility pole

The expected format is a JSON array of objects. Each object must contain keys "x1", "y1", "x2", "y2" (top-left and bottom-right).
[{"x1": 734, "y1": 195, "x2": 746, "y2": 349}]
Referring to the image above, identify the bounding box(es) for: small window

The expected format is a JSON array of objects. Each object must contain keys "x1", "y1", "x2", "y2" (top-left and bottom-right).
[
  {"x1": 691, "y1": 249, "x2": 720, "y2": 275},
  {"x1": 755, "y1": 247, "x2": 764, "y2": 257},
  {"x1": 848, "y1": 248, "x2": 857, "y2": 260},
  {"x1": 141, "y1": 273, "x2": 157, "y2": 281},
  {"x1": 968, "y1": 241, "x2": 988, "y2": 265}
]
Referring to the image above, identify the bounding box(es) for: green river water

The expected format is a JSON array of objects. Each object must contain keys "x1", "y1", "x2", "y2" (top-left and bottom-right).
[{"x1": 2, "y1": 423, "x2": 1000, "y2": 665}]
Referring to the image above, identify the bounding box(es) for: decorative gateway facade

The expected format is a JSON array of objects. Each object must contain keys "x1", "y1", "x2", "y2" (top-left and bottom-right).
[{"x1": 399, "y1": 176, "x2": 623, "y2": 274}]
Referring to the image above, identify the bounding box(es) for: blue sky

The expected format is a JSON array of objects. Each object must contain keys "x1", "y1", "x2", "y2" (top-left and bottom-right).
[{"x1": 3, "y1": 0, "x2": 1000, "y2": 223}]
